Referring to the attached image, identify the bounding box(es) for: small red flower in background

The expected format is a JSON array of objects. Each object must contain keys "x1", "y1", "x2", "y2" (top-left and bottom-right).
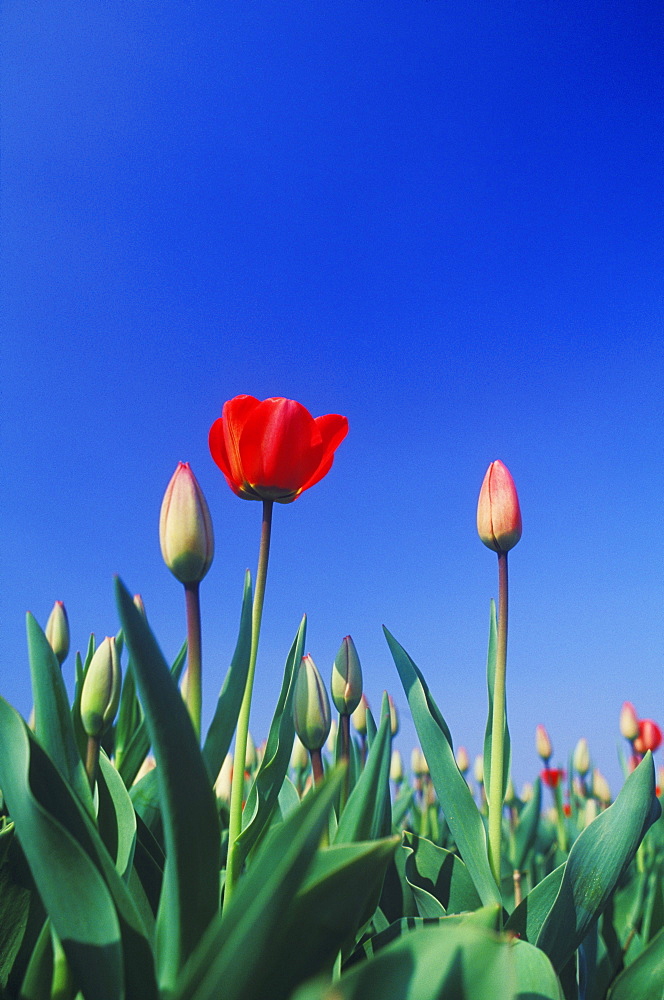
[
  {"x1": 541, "y1": 767, "x2": 565, "y2": 789},
  {"x1": 562, "y1": 803, "x2": 572, "y2": 817},
  {"x1": 209, "y1": 396, "x2": 348, "y2": 504},
  {"x1": 634, "y1": 719, "x2": 662, "y2": 755}
]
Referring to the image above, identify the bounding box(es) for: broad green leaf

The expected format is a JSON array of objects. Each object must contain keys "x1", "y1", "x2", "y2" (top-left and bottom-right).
[
  {"x1": 537, "y1": 753, "x2": 661, "y2": 972},
  {"x1": 292, "y1": 919, "x2": 518, "y2": 1000},
  {"x1": 384, "y1": 627, "x2": 501, "y2": 907},
  {"x1": 114, "y1": 649, "x2": 142, "y2": 772},
  {"x1": 0, "y1": 698, "x2": 157, "y2": 999},
  {"x1": 402, "y1": 832, "x2": 482, "y2": 917},
  {"x1": 511, "y1": 939, "x2": 565, "y2": 999},
  {"x1": 482, "y1": 600, "x2": 511, "y2": 804},
  {"x1": 0, "y1": 828, "x2": 32, "y2": 989},
  {"x1": 233, "y1": 616, "x2": 307, "y2": 868},
  {"x1": 506, "y1": 864, "x2": 565, "y2": 942},
  {"x1": 26, "y1": 613, "x2": 93, "y2": 815},
  {"x1": 607, "y1": 926, "x2": 664, "y2": 1000},
  {"x1": 334, "y1": 693, "x2": 392, "y2": 844},
  {"x1": 510, "y1": 778, "x2": 542, "y2": 871},
  {"x1": 392, "y1": 787, "x2": 414, "y2": 829},
  {"x1": 115, "y1": 577, "x2": 220, "y2": 993},
  {"x1": 202, "y1": 571, "x2": 253, "y2": 783},
  {"x1": 129, "y1": 767, "x2": 163, "y2": 848},
  {"x1": 0, "y1": 698, "x2": 123, "y2": 1000},
  {"x1": 97, "y1": 752, "x2": 137, "y2": 882},
  {"x1": 116, "y1": 640, "x2": 187, "y2": 788},
  {"x1": 172, "y1": 768, "x2": 345, "y2": 1000}
]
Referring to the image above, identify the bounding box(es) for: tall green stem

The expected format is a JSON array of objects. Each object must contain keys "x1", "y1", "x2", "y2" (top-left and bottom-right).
[
  {"x1": 224, "y1": 499, "x2": 273, "y2": 908},
  {"x1": 488, "y1": 551, "x2": 509, "y2": 889},
  {"x1": 183, "y1": 582, "x2": 202, "y2": 739}
]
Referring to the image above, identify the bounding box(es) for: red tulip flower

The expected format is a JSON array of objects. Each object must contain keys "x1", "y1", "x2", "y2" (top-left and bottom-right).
[
  {"x1": 634, "y1": 719, "x2": 662, "y2": 755},
  {"x1": 541, "y1": 767, "x2": 565, "y2": 789},
  {"x1": 209, "y1": 395, "x2": 348, "y2": 503}
]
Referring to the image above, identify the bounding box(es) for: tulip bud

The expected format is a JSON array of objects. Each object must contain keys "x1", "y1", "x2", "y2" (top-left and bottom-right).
[
  {"x1": 326, "y1": 717, "x2": 338, "y2": 754},
  {"x1": 455, "y1": 746, "x2": 469, "y2": 775},
  {"x1": 159, "y1": 463, "x2": 214, "y2": 584},
  {"x1": 505, "y1": 776, "x2": 516, "y2": 804},
  {"x1": 291, "y1": 734, "x2": 309, "y2": 770},
  {"x1": 390, "y1": 748, "x2": 404, "y2": 783},
  {"x1": 619, "y1": 701, "x2": 639, "y2": 741},
  {"x1": 592, "y1": 768, "x2": 611, "y2": 804},
  {"x1": 351, "y1": 693, "x2": 369, "y2": 736},
  {"x1": 214, "y1": 753, "x2": 233, "y2": 802},
  {"x1": 573, "y1": 737, "x2": 590, "y2": 776},
  {"x1": 80, "y1": 637, "x2": 122, "y2": 737},
  {"x1": 411, "y1": 747, "x2": 428, "y2": 776},
  {"x1": 388, "y1": 695, "x2": 399, "y2": 737},
  {"x1": 535, "y1": 724, "x2": 552, "y2": 762},
  {"x1": 293, "y1": 654, "x2": 331, "y2": 752},
  {"x1": 245, "y1": 731, "x2": 257, "y2": 771},
  {"x1": 584, "y1": 798, "x2": 598, "y2": 826},
  {"x1": 45, "y1": 601, "x2": 70, "y2": 665},
  {"x1": 133, "y1": 594, "x2": 147, "y2": 617},
  {"x1": 133, "y1": 754, "x2": 156, "y2": 785},
  {"x1": 331, "y1": 636, "x2": 363, "y2": 715},
  {"x1": 520, "y1": 782, "x2": 533, "y2": 802},
  {"x1": 634, "y1": 718, "x2": 662, "y2": 755},
  {"x1": 476, "y1": 460, "x2": 522, "y2": 554}
]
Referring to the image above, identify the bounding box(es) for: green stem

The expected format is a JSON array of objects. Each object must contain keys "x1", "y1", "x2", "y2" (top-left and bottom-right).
[
  {"x1": 311, "y1": 748, "x2": 324, "y2": 785},
  {"x1": 488, "y1": 551, "x2": 509, "y2": 891},
  {"x1": 85, "y1": 735, "x2": 100, "y2": 790},
  {"x1": 553, "y1": 784, "x2": 568, "y2": 852},
  {"x1": 183, "y1": 582, "x2": 202, "y2": 739},
  {"x1": 224, "y1": 499, "x2": 273, "y2": 909},
  {"x1": 340, "y1": 713, "x2": 351, "y2": 808}
]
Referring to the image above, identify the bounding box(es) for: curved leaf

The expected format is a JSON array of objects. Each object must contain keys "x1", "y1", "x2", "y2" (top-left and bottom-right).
[
  {"x1": 97, "y1": 752, "x2": 137, "y2": 882},
  {"x1": 335, "y1": 693, "x2": 392, "y2": 844},
  {"x1": 384, "y1": 627, "x2": 501, "y2": 907},
  {"x1": 482, "y1": 600, "x2": 511, "y2": 804},
  {"x1": 537, "y1": 753, "x2": 661, "y2": 972},
  {"x1": 402, "y1": 832, "x2": 482, "y2": 918},
  {"x1": 510, "y1": 778, "x2": 542, "y2": 872},
  {"x1": 607, "y1": 925, "x2": 664, "y2": 1000},
  {"x1": 202, "y1": 571, "x2": 253, "y2": 783},
  {"x1": 115, "y1": 577, "x2": 220, "y2": 992}
]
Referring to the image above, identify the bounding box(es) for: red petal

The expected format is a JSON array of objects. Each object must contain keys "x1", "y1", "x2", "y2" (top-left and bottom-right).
[
  {"x1": 299, "y1": 414, "x2": 348, "y2": 494},
  {"x1": 239, "y1": 398, "x2": 324, "y2": 494}
]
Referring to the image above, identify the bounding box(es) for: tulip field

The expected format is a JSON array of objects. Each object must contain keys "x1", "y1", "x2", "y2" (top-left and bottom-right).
[{"x1": 0, "y1": 395, "x2": 662, "y2": 1000}]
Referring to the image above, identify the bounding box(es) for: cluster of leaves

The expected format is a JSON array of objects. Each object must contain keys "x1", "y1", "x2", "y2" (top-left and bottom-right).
[{"x1": 0, "y1": 579, "x2": 662, "y2": 1000}]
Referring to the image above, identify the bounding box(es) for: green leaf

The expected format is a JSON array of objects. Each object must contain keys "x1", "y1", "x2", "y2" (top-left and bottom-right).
[
  {"x1": 505, "y1": 864, "x2": 565, "y2": 942},
  {"x1": 482, "y1": 600, "x2": 511, "y2": 804},
  {"x1": 607, "y1": 926, "x2": 664, "y2": 1000},
  {"x1": 97, "y1": 752, "x2": 137, "y2": 882},
  {"x1": 202, "y1": 571, "x2": 253, "y2": 783},
  {"x1": 334, "y1": 692, "x2": 392, "y2": 844},
  {"x1": 292, "y1": 919, "x2": 521, "y2": 1000},
  {"x1": 536, "y1": 753, "x2": 661, "y2": 972},
  {"x1": 26, "y1": 613, "x2": 93, "y2": 815},
  {"x1": 510, "y1": 778, "x2": 542, "y2": 871},
  {"x1": 115, "y1": 577, "x2": 220, "y2": 993},
  {"x1": 233, "y1": 615, "x2": 307, "y2": 868},
  {"x1": 402, "y1": 832, "x2": 482, "y2": 917},
  {"x1": 116, "y1": 640, "x2": 187, "y2": 788},
  {"x1": 0, "y1": 699, "x2": 125, "y2": 1000},
  {"x1": 0, "y1": 829, "x2": 32, "y2": 989},
  {"x1": 172, "y1": 768, "x2": 345, "y2": 1000},
  {"x1": 384, "y1": 627, "x2": 501, "y2": 908}
]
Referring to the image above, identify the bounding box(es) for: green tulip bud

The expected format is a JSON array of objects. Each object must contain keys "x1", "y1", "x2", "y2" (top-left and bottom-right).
[
  {"x1": 390, "y1": 748, "x2": 403, "y2": 783},
  {"x1": 45, "y1": 601, "x2": 70, "y2": 665},
  {"x1": 291, "y1": 734, "x2": 309, "y2": 770},
  {"x1": 455, "y1": 745, "x2": 469, "y2": 775},
  {"x1": 80, "y1": 637, "x2": 122, "y2": 737},
  {"x1": 388, "y1": 694, "x2": 399, "y2": 736},
  {"x1": 573, "y1": 737, "x2": 590, "y2": 777},
  {"x1": 159, "y1": 462, "x2": 214, "y2": 584},
  {"x1": 293, "y1": 654, "x2": 331, "y2": 752},
  {"x1": 351, "y1": 693, "x2": 369, "y2": 736},
  {"x1": 331, "y1": 635, "x2": 363, "y2": 715}
]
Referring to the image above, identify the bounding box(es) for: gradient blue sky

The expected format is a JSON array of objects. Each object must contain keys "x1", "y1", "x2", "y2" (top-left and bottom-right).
[{"x1": 3, "y1": 2, "x2": 663, "y2": 797}]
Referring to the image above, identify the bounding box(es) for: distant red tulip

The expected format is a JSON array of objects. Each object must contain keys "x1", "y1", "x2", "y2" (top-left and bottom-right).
[
  {"x1": 562, "y1": 803, "x2": 572, "y2": 817},
  {"x1": 634, "y1": 719, "x2": 662, "y2": 755},
  {"x1": 541, "y1": 767, "x2": 565, "y2": 789},
  {"x1": 209, "y1": 395, "x2": 348, "y2": 504},
  {"x1": 477, "y1": 460, "x2": 522, "y2": 553}
]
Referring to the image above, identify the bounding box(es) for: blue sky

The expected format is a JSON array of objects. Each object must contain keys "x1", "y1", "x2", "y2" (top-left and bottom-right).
[{"x1": 3, "y1": 1, "x2": 663, "y2": 797}]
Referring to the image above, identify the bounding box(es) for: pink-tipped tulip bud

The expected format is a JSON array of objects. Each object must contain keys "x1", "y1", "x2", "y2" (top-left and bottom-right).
[
  {"x1": 293, "y1": 654, "x2": 331, "y2": 752},
  {"x1": 159, "y1": 462, "x2": 214, "y2": 584},
  {"x1": 351, "y1": 693, "x2": 369, "y2": 736},
  {"x1": 592, "y1": 768, "x2": 611, "y2": 804},
  {"x1": 477, "y1": 460, "x2": 522, "y2": 553},
  {"x1": 535, "y1": 724, "x2": 553, "y2": 762},
  {"x1": 619, "y1": 701, "x2": 639, "y2": 741},
  {"x1": 133, "y1": 594, "x2": 147, "y2": 618},
  {"x1": 80, "y1": 637, "x2": 122, "y2": 737},
  {"x1": 214, "y1": 754, "x2": 233, "y2": 802},
  {"x1": 634, "y1": 719, "x2": 662, "y2": 755},
  {"x1": 388, "y1": 695, "x2": 399, "y2": 736},
  {"x1": 45, "y1": 601, "x2": 70, "y2": 665},
  {"x1": 573, "y1": 737, "x2": 590, "y2": 777},
  {"x1": 474, "y1": 755, "x2": 484, "y2": 784},
  {"x1": 390, "y1": 748, "x2": 404, "y2": 783},
  {"x1": 331, "y1": 635, "x2": 363, "y2": 715},
  {"x1": 411, "y1": 747, "x2": 428, "y2": 776},
  {"x1": 455, "y1": 746, "x2": 469, "y2": 775}
]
